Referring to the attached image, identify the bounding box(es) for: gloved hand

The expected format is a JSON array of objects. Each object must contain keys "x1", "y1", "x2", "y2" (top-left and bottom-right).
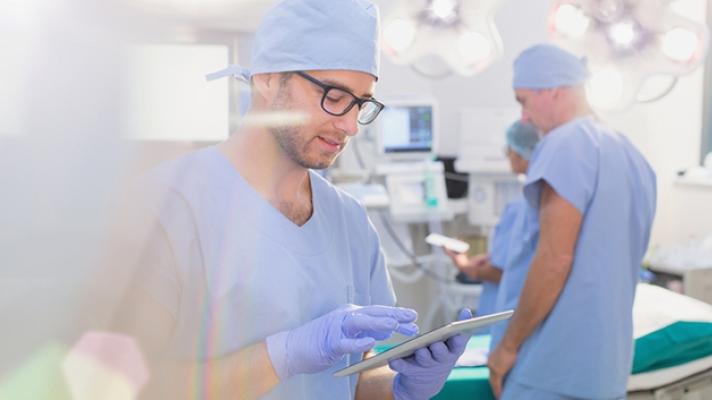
[
  {"x1": 267, "y1": 304, "x2": 418, "y2": 380},
  {"x1": 390, "y1": 308, "x2": 473, "y2": 400}
]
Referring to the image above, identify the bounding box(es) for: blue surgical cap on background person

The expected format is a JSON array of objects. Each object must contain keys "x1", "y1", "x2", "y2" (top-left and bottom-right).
[
  {"x1": 512, "y1": 44, "x2": 589, "y2": 89},
  {"x1": 506, "y1": 121, "x2": 539, "y2": 160},
  {"x1": 207, "y1": 0, "x2": 380, "y2": 82}
]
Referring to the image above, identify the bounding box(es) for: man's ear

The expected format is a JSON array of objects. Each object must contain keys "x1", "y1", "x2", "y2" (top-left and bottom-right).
[
  {"x1": 549, "y1": 87, "x2": 565, "y2": 100},
  {"x1": 251, "y1": 73, "x2": 282, "y2": 103}
]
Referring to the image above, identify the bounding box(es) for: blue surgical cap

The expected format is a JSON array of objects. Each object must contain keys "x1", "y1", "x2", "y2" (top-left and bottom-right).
[
  {"x1": 506, "y1": 121, "x2": 539, "y2": 160},
  {"x1": 512, "y1": 44, "x2": 588, "y2": 89},
  {"x1": 207, "y1": 0, "x2": 380, "y2": 82}
]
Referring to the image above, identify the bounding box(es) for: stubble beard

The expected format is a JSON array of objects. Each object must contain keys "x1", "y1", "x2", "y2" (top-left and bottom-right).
[{"x1": 269, "y1": 84, "x2": 336, "y2": 170}]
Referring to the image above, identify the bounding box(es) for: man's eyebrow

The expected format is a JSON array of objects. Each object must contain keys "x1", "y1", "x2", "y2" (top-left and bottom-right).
[{"x1": 321, "y1": 78, "x2": 374, "y2": 99}]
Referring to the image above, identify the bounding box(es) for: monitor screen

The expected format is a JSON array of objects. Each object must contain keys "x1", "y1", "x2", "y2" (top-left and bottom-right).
[{"x1": 378, "y1": 104, "x2": 434, "y2": 154}]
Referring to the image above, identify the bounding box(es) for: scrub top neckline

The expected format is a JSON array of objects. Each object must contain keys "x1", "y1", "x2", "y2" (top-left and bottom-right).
[
  {"x1": 531, "y1": 115, "x2": 596, "y2": 161},
  {"x1": 208, "y1": 145, "x2": 318, "y2": 227},
  {"x1": 205, "y1": 145, "x2": 333, "y2": 256}
]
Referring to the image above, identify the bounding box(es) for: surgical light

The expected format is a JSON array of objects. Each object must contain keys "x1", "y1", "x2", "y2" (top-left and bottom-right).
[
  {"x1": 429, "y1": 0, "x2": 459, "y2": 23},
  {"x1": 553, "y1": 4, "x2": 590, "y2": 38},
  {"x1": 458, "y1": 31, "x2": 492, "y2": 65},
  {"x1": 594, "y1": 0, "x2": 625, "y2": 23},
  {"x1": 382, "y1": 0, "x2": 505, "y2": 78},
  {"x1": 548, "y1": 0, "x2": 709, "y2": 110},
  {"x1": 661, "y1": 27, "x2": 700, "y2": 62},
  {"x1": 383, "y1": 18, "x2": 418, "y2": 55},
  {"x1": 607, "y1": 20, "x2": 637, "y2": 48}
]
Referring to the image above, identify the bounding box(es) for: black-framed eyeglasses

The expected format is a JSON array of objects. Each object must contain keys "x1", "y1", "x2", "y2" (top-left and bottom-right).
[{"x1": 295, "y1": 71, "x2": 385, "y2": 125}]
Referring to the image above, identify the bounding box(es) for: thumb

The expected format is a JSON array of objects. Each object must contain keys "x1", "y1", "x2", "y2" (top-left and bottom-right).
[
  {"x1": 457, "y1": 308, "x2": 473, "y2": 321},
  {"x1": 388, "y1": 358, "x2": 408, "y2": 373}
]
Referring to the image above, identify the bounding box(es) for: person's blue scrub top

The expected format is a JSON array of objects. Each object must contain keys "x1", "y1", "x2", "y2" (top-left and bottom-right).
[
  {"x1": 503, "y1": 116, "x2": 656, "y2": 399},
  {"x1": 488, "y1": 197, "x2": 535, "y2": 350},
  {"x1": 476, "y1": 199, "x2": 523, "y2": 320},
  {"x1": 141, "y1": 146, "x2": 397, "y2": 400}
]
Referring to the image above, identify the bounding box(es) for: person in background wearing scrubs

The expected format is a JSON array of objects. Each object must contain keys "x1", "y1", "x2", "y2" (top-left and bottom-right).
[
  {"x1": 445, "y1": 121, "x2": 539, "y2": 321},
  {"x1": 118, "y1": 1, "x2": 471, "y2": 400},
  {"x1": 487, "y1": 44, "x2": 657, "y2": 400}
]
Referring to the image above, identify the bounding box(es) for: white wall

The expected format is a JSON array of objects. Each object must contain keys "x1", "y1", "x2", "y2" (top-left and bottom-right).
[{"x1": 605, "y1": 67, "x2": 712, "y2": 248}]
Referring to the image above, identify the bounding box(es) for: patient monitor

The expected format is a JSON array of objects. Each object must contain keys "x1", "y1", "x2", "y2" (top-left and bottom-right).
[
  {"x1": 374, "y1": 100, "x2": 451, "y2": 223},
  {"x1": 376, "y1": 100, "x2": 438, "y2": 161}
]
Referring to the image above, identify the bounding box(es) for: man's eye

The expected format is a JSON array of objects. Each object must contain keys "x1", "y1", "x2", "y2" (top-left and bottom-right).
[{"x1": 326, "y1": 94, "x2": 345, "y2": 102}]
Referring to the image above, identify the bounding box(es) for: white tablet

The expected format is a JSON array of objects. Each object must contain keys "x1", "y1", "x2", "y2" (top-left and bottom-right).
[
  {"x1": 425, "y1": 233, "x2": 470, "y2": 254},
  {"x1": 333, "y1": 309, "x2": 513, "y2": 377}
]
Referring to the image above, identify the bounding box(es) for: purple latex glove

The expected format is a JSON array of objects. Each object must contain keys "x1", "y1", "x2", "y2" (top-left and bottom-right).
[
  {"x1": 390, "y1": 308, "x2": 473, "y2": 400},
  {"x1": 267, "y1": 304, "x2": 418, "y2": 380}
]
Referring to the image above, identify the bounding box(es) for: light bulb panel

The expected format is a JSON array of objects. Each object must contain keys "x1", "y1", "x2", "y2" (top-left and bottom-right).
[
  {"x1": 382, "y1": 0, "x2": 505, "y2": 77},
  {"x1": 548, "y1": 0, "x2": 709, "y2": 110}
]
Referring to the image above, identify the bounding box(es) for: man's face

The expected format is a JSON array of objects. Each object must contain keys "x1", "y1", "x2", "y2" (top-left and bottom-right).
[
  {"x1": 505, "y1": 147, "x2": 528, "y2": 175},
  {"x1": 515, "y1": 88, "x2": 555, "y2": 134},
  {"x1": 268, "y1": 70, "x2": 376, "y2": 170}
]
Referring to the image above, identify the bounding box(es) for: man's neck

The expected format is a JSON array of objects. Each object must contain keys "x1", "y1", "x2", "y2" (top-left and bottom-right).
[
  {"x1": 545, "y1": 102, "x2": 593, "y2": 136},
  {"x1": 218, "y1": 126, "x2": 313, "y2": 222}
]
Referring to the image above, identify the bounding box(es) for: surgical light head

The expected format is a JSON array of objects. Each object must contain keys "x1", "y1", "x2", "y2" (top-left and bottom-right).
[
  {"x1": 512, "y1": 43, "x2": 589, "y2": 89},
  {"x1": 548, "y1": 0, "x2": 710, "y2": 110},
  {"x1": 381, "y1": 0, "x2": 504, "y2": 77},
  {"x1": 207, "y1": 0, "x2": 380, "y2": 82},
  {"x1": 506, "y1": 121, "x2": 539, "y2": 160}
]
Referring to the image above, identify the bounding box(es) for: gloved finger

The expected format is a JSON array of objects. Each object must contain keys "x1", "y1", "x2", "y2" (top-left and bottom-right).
[
  {"x1": 335, "y1": 337, "x2": 375, "y2": 355},
  {"x1": 388, "y1": 358, "x2": 408, "y2": 373},
  {"x1": 457, "y1": 308, "x2": 473, "y2": 321},
  {"x1": 361, "y1": 331, "x2": 391, "y2": 341},
  {"x1": 443, "y1": 308, "x2": 474, "y2": 352},
  {"x1": 388, "y1": 356, "x2": 419, "y2": 373},
  {"x1": 395, "y1": 322, "x2": 419, "y2": 336},
  {"x1": 359, "y1": 305, "x2": 418, "y2": 323},
  {"x1": 413, "y1": 347, "x2": 437, "y2": 368},
  {"x1": 445, "y1": 333, "x2": 469, "y2": 354},
  {"x1": 429, "y1": 341, "x2": 451, "y2": 363},
  {"x1": 342, "y1": 313, "x2": 398, "y2": 337}
]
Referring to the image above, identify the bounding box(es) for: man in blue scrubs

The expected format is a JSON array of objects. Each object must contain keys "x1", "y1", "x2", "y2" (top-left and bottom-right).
[
  {"x1": 487, "y1": 44, "x2": 657, "y2": 399},
  {"x1": 120, "y1": 1, "x2": 471, "y2": 399}
]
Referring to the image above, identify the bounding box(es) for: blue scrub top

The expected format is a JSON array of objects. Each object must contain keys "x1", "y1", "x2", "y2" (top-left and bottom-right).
[
  {"x1": 488, "y1": 197, "x2": 535, "y2": 350},
  {"x1": 504, "y1": 116, "x2": 656, "y2": 399},
  {"x1": 476, "y1": 199, "x2": 523, "y2": 319},
  {"x1": 141, "y1": 146, "x2": 397, "y2": 400}
]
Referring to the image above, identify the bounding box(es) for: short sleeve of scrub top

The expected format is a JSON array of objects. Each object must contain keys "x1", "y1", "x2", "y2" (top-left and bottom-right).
[{"x1": 523, "y1": 127, "x2": 598, "y2": 214}]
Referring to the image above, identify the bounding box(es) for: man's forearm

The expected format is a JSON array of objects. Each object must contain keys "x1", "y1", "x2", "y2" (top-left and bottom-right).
[
  {"x1": 355, "y1": 363, "x2": 396, "y2": 400},
  {"x1": 500, "y1": 182, "x2": 581, "y2": 351},
  {"x1": 499, "y1": 251, "x2": 573, "y2": 350}
]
